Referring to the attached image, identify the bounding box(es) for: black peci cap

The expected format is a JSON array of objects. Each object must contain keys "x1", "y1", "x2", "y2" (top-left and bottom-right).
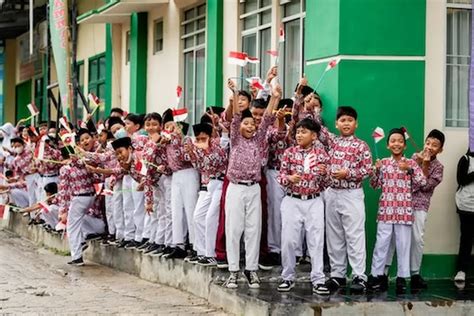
[
  {"x1": 192, "y1": 123, "x2": 213, "y2": 137},
  {"x1": 111, "y1": 136, "x2": 132, "y2": 150}
]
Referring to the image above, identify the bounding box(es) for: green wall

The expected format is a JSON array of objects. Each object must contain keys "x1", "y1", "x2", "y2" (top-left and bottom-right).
[
  {"x1": 206, "y1": 0, "x2": 223, "y2": 107},
  {"x1": 15, "y1": 80, "x2": 32, "y2": 122},
  {"x1": 129, "y1": 12, "x2": 148, "y2": 114}
]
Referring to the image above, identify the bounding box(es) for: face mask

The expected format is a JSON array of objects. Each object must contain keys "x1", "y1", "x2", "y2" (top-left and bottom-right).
[
  {"x1": 14, "y1": 147, "x2": 24, "y2": 154},
  {"x1": 138, "y1": 129, "x2": 148, "y2": 137},
  {"x1": 114, "y1": 128, "x2": 127, "y2": 139}
]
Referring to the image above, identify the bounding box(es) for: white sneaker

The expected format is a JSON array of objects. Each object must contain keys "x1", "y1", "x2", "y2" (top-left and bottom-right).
[{"x1": 455, "y1": 271, "x2": 466, "y2": 282}]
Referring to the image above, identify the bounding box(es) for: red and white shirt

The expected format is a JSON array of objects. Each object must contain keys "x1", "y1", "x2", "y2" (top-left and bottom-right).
[
  {"x1": 266, "y1": 126, "x2": 288, "y2": 170},
  {"x1": 38, "y1": 144, "x2": 62, "y2": 176},
  {"x1": 189, "y1": 137, "x2": 228, "y2": 185},
  {"x1": 165, "y1": 133, "x2": 194, "y2": 173}
]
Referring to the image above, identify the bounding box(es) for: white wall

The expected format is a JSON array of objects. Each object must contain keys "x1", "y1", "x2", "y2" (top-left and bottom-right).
[
  {"x1": 423, "y1": 0, "x2": 468, "y2": 254},
  {"x1": 121, "y1": 23, "x2": 131, "y2": 111}
]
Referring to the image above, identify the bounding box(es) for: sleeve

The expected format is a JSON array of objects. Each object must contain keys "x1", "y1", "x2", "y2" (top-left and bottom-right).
[
  {"x1": 57, "y1": 167, "x2": 71, "y2": 215},
  {"x1": 370, "y1": 161, "x2": 382, "y2": 189},
  {"x1": 411, "y1": 159, "x2": 427, "y2": 188},
  {"x1": 319, "y1": 151, "x2": 331, "y2": 189},
  {"x1": 278, "y1": 149, "x2": 291, "y2": 188},
  {"x1": 457, "y1": 156, "x2": 474, "y2": 186},
  {"x1": 417, "y1": 163, "x2": 443, "y2": 192},
  {"x1": 347, "y1": 142, "x2": 374, "y2": 182},
  {"x1": 144, "y1": 179, "x2": 154, "y2": 208},
  {"x1": 256, "y1": 113, "x2": 275, "y2": 141},
  {"x1": 220, "y1": 132, "x2": 230, "y2": 149},
  {"x1": 7, "y1": 180, "x2": 27, "y2": 189},
  {"x1": 291, "y1": 96, "x2": 304, "y2": 123},
  {"x1": 230, "y1": 113, "x2": 242, "y2": 147}
]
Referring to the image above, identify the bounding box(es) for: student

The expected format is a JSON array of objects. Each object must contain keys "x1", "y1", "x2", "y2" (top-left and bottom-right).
[
  {"x1": 223, "y1": 85, "x2": 279, "y2": 289},
  {"x1": 0, "y1": 169, "x2": 29, "y2": 209},
  {"x1": 321, "y1": 106, "x2": 373, "y2": 294},
  {"x1": 277, "y1": 118, "x2": 330, "y2": 294},
  {"x1": 185, "y1": 122, "x2": 227, "y2": 265},
  {"x1": 110, "y1": 107, "x2": 125, "y2": 119},
  {"x1": 369, "y1": 128, "x2": 426, "y2": 293},
  {"x1": 36, "y1": 136, "x2": 63, "y2": 201},
  {"x1": 22, "y1": 182, "x2": 60, "y2": 229},
  {"x1": 454, "y1": 148, "x2": 474, "y2": 283}
]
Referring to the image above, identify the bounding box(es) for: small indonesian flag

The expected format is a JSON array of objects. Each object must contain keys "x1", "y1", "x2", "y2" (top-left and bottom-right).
[
  {"x1": 0, "y1": 204, "x2": 9, "y2": 219},
  {"x1": 29, "y1": 126, "x2": 39, "y2": 137},
  {"x1": 27, "y1": 103, "x2": 40, "y2": 117},
  {"x1": 97, "y1": 123, "x2": 105, "y2": 134},
  {"x1": 161, "y1": 130, "x2": 172, "y2": 140},
  {"x1": 38, "y1": 201, "x2": 50, "y2": 214},
  {"x1": 78, "y1": 120, "x2": 87, "y2": 129},
  {"x1": 279, "y1": 24, "x2": 285, "y2": 43},
  {"x1": 60, "y1": 132, "x2": 76, "y2": 147},
  {"x1": 103, "y1": 189, "x2": 113, "y2": 196},
  {"x1": 59, "y1": 116, "x2": 72, "y2": 133},
  {"x1": 372, "y1": 127, "x2": 385, "y2": 143},
  {"x1": 94, "y1": 183, "x2": 104, "y2": 196},
  {"x1": 135, "y1": 159, "x2": 148, "y2": 176},
  {"x1": 245, "y1": 77, "x2": 265, "y2": 91},
  {"x1": 34, "y1": 135, "x2": 47, "y2": 160},
  {"x1": 245, "y1": 55, "x2": 260, "y2": 64},
  {"x1": 88, "y1": 93, "x2": 100, "y2": 107},
  {"x1": 303, "y1": 153, "x2": 317, "y2": 173},
  {"x1": 172, "y1": 108, "x2": 188, "y2": 122},
  {"x1": 266, "y1": 50, "x2": 279, "y2": 57},
  {"x1": 176, "y1": 85, "x2": 183, "y2": 105},
  {"x1": 325, "y1": 58, "x2": 340, "y2": 71},
  {"x1": 55, "y1": 221, "x2": 66, "y2": 231},
  {"x1": 401, "y1": 127, "x2": 410, "y2": 140},
  {"x1": 228, "y1": 51, "x2": 248, "y2": 67}
]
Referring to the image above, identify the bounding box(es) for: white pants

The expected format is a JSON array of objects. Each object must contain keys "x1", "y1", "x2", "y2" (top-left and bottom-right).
[
  {"x1": 385, "y1": 210, "x2": 427, "y2": 275},
  {"x1": 113, "y1": 179, "x2": 125, "y2": 240},
  {"x1": 281, "y1": 195, "x2": 325, "y2": 285},
  {"x1": 171, "y1": 168, "x2": 199, "y2": 246},
  {"x1": 122, "y1": 175, "x2": 136, "y2": 241},
  {"x1": 371, "y1": 222, "x2": 411, "y2": 278},
  {"x1": 25, "y1": 173, "x2": 39, "y2": 207},
  {"x1": 9, "y1": 188, "x2": 29, "y2": 208},
  {"x1": 193, "y1": 190, "x2": 209, "y2": 256},
  {"x1": 143, "y1": 190, "x2": 159, "y2": 240},
  {"x1": 153, "y1": 175, "x2": 172, "y2": 246},
  {"x1": 37, "y1": 175, "x2": 59, "y2": 201},
  {"x1": 82, "y1": 215, "x2": 106, "y2": 237},
  {"x1": 325, "y1": 188, "x2": 367, "y2": 279},
  {"x1": 225, "y1": 183, "x2": 261, "y2": 272},
  {"x1": 67, "y1": 196, "x2": 95, "y2": 260},
  {"x1": 41, "y1": 204, "x2": 59, "y2": 228},
  {"x1": 105, "y1": 178, "x2": 115, "y2": 235},
  {"x1": 265, "y1": 169, "x2": 285, "y2": 253},
  {"x1": 132, "y1": 179, "x2": 145, "y2": 242}
]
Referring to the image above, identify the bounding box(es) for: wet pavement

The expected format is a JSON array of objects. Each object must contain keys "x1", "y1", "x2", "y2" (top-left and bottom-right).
[{"x1": 0, "y1": 229, "x2": 227, "y2": 315}]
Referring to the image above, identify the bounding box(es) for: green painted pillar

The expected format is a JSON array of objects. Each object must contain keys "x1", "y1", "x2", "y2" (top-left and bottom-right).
[
  {"x1": 205, "y1": 0, "x2": 223, "y2": 107},
  {"x1": 129, "y1": 12, "x2": 148, "y2": 114},
  {"x1": 304, "y1": 0, "x2": 433, "y2": 276},
  {"x1": 105, "y1": 23, "x2": 113, "y2": 115}
]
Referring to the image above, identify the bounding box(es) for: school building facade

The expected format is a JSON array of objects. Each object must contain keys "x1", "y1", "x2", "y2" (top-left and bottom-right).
[{"x1": 0, "y1": 0, "x2": 471, "y2": 278}]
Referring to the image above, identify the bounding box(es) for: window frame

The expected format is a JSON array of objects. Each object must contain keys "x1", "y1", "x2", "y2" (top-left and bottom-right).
[
  {"x1": 153, "y1": 18, "x2": 164, "y2": 54},
  {"x1": 88, "y1": 53, "x2": 106, "y2": 120}
]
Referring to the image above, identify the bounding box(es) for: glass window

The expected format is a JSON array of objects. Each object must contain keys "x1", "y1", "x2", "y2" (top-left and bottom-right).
[
  {"x1": 126, "y1": 31, "x2": 130, "y2": 64},
  {"x1": 154, "y1": 19, "x2": 164, "y2": 53},
  {"x1": 446, "y1": 1, "x2": 472, "y2": 127},
  {"x1": 88, "y1": 54, "x2": 106, "y2": 120},
  {"x1": 182, "y1": 3, "x2": 206, "y2": 124}
]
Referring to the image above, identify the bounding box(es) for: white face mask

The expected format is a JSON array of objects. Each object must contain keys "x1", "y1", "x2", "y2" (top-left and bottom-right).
[
  {"x1": 14, "y1": 147, "x2": 24, "y2": 154},
  {"x1": 114, "y1": 127, "x2": 128, "y2": 139}
]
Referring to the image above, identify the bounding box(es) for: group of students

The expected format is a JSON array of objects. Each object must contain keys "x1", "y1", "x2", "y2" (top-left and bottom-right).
[{"x1": 0, "y1": 73, "x2": 447, "y2": 295}]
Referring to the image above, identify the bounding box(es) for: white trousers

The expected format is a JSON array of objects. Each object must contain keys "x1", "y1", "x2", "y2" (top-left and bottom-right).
[
  {"x1": 193, "y1": 190, "x2": 209, "y2": 256},
  {"x1": 67, "y1": 196, "x2": 95, "y2": 260},
  {"x1": 104, "y1": 178, "x2": 115, "y2": 235},
  {"x1": 325, "y1": 188, "x2": 367, "y2": 279},
  {"x1": 171, "y1": 168, "x2": 199, "y2": 246},
  {"x1": 132, "y1": 179, "x2": 145, "y2": 242},
  {"x1": 9, "y1": 188, "x2": 29, "y2": 208},
  {"x1": 122, "y1": 175, "x2": 136, "y2": 241},
  {"x1": 385, "y1": 210, "x2": 427, "y2": 275},
  {"x1": 113, "y1": 179, "x2": 125, "y2": 240},
  {"x1": 41, "y1": 204, "x2": 59, "y2": 228},
  {"x1": 37, "y1": 175, "x2": 59, "y2": 202},
  {"x1": 153, "y1": 175, "x2": 172, "y2": 246},
  {"x1": 265, "y1": 169, "x2": 285, "y2": 253},
  {"x1": 281, "y1": 196, "x2": 325, "y2": 285},
  {"x1": 225, "y1": 183, "x2": 261, "y2": 272},
  {"x1": 371, "y1": 222, "x2": 411, "y2": 278},
  {"x1": 82, "y1": 215, "x2": 106, "y2": 237},
  {"x1": 25, "y1": 173, "x2": 39, "y2": 207},
  {"x1": 143, "y1": 189, "x2": 159, "y2": 240}
]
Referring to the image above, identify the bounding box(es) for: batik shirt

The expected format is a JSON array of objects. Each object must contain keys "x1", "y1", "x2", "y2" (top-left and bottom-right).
[
  {"x1": 370, "y1": 156, "x2": 427, "y2": 225},
  {"x1": 131, "y1": 133, "x2": 148, "y2": 152},
  {"x1": 411, "y1": 154, "x2": 444, "y2": 212},
  {"x1": 10, "y1": 147, "x2": 35, "y2": 178},
  {"x1": 189, "y1": 137, "x2": 228, "y2": 185},
  {"x1": 143, "y1": 139, "x2": 171, "y2": 207},
  {"x1": 165, "y1": 133, "x2": 194, "y2": 173},
  {"x1": 278, "y1": 143, "x2": 330, "y2": 196},
  {"x1": 37, "y1": 144, "x2": 62, "y2": 176},
  {"x1": 266, "y1": 126, "x2": 288, "y2": 170}
]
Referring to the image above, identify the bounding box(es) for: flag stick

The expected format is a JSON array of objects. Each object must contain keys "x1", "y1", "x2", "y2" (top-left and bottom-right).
[
  {"x1": 315, "y1": 70, "x2": 328, "y2": 91},
  {"x1": 373, "y1": 139, "x2": 379, "y2": 160},
  {"x1": 86, "y1": 104, "x2": 101, "y2": 122}
]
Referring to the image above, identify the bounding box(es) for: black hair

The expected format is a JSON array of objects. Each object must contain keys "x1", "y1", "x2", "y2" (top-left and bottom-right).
[
  {"x1": 144, "y1": 112, "x2": 163, "y2": 125},
  {"x1": 10, "y1": 137, "x2": 25, "y2": 145},
  {"x1": 44, "y1": 182, "x2": 58, "y2": 195},
  {"x1": 250, "y1": 98, "x2": 268, "y2": 110},
  {"x1": 241, "y1": 108, "x2": 254, "y2": 120},
  {"x1": 60, "y1": 147, "x2": 73, "y2": 159},
  {"x1": 107, "y1": 116, "x2": 125, "y2": 129},
  {"x1": 387, "y1": 128, "x2": 406, "y2": 144},
  {"x1": 17, "y1": 126, "x2": 26, "y2": 134},
  {"x1": 5, "y1": 170, "x2": 13, "y2": 178},
  {"x1": 27, "y1": 128, "x2": 38, "y2": 138},
  {"x1": 125, "y1": 113, "x2": 144, "y2": 129},
  {"x1": 426, "y1": 129, "x2": 445, "y2": 147},
  {"x1": 110, "y1": 107, "x2": 124, "y2": 116},
  {"x1": 336, "y1": 106, "x2": 357, "y2": 120},
  {"x1": 237, "y1": 90, "x2": 252, "y2": 103},
  {"x1": 296, "y1": 118, "x2": 321, "y2": 134}
]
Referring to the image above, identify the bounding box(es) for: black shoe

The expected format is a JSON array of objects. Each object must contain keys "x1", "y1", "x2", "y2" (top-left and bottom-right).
[
  {"x1": 368, "y1": 275, "x2": 388, "y2": 292},
  {"x1": 81, "y1": 242, "x2": 89, "y2": 252},
  {"x1": 117, "y1": 240, "x2": 131, "y2": 248},
  {"x1": 67, "y1": 257, "x2": 84, "y2": 266},
  {"x1": 187, "y1": 255, "x2": 202, "y2": 264},
  {"x1": 380, "y1": 274, "x2": 389, "y2": 291},
  {"x1": 277, "y1": 280, "x2": 295, "y2": 292},
  {"x1": 161, "y1": 246, "x2": 174, "y2": 258},
  {"x1": 243, "y1": 270, "x2": 260, "y2": 289},
  {"x1": 268, "y1": 252, "x2": 281, "y2": 265},
  {"x1": 258, "y1": 255, "x2": 274, "y2": 271},
  {"x1": 184, "y1": 250, "x2": 197, "y2": 262},
  {"x1": 216, "y1": 259, "x2": 228, "y2": 269},
  {"x1": 165, "y1": 247, "x2": 187, "y2": 259},
  {"x1": 136, "y1": 240, "x2": 150, "y2": 251},
  {"x1": 411, "y1": 274, "x2": 428, "y2": 290},
  {"x1": 313, "y1": 283, "x2": 330, "y2": 295},
  {"x1": 144, "y1": 243, "x2": 160, "y2": 255},
  {"x1": 350, "y1": 276, "x2": 367, "y2": 293},
  {"x1": 324, "y1": 277, "x2": 346, "y2": 293},
  {"x1": 85, "y1": 233, "x2": 103, "y2": 241},
  {"x1": 197, "y1": 257, "x2": 217, "y2": 266},
  {"x1": 124, "y1": 240, "x2": 139, "y2": 249},
  {"x1": 396, "y1": 277, "x2": 407, "y2": 294}
]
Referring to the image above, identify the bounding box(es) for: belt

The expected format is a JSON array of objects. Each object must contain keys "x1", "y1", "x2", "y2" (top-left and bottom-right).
[
  {"x1": 41, "y1": 174, "x2": 59, "y2": 178},
  {"x1": 268, "y1": 166, "x2": 280, "y2": 171},
  {"x1": 209, "y1": 176, "x2": 225, "y2": 181},
  {"x1": 236, "y1": 181, "x2": 257, "y2": 187},
  {"x1": 73, "y1": 192, "x2": 95, "y2": 197},
  {"x1": 200, "y1": 185, "x2": 208, "y2": 191},
  {"x1": 286, "y1": 192, "x2": 320, "y2": 200}
]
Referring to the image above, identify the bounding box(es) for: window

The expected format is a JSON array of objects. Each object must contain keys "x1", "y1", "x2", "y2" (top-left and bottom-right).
[
  {"x1": 126, "y1": 31, "x2": 130, "y2": 65},
  {"x1": 181, "y1": 3, "x2": 206, "y2": 123},
  {"x1": 88, "y1": 53, "x2": 106, "y2": 120},
  {"x1": 281, "y1": 0, "x2": 305, "y2": 98},
  {"x1": 154, "y1": 19, "x2": 164, "y2": 53},
  {"x1": 34, "y1": 77, "x2": 45, "y2": 121},
  {"x1": 446, "y1": 0, "x2": 472, "y2": 127},
  {"x1": 73, "y1": 61, "x2": 85, "y2": 121},
  {"x1": 240, "y1": 0, "x2": 272, "y2": 87}
]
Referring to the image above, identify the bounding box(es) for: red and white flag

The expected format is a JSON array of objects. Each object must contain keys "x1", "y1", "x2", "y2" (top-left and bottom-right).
[
  {"x1": 34, "y1": 135, "x2": 48, "y2": 160},
  {"x1": 27, "y1": 103, "x2": 40, "y2": 117},
  {"x1": 245, "y1": 77, "x2": 265, "y2": 91},
  {"x1": 172, "y1": 108, "x2": 188, "y2": 122},
  {"x1": 372, "y1": 127, "x2": 385, "y2": 143},
  {"x1": 88, "y1": 93, "x2": 100, "y2": 108},
  {"x1": 94, "y1": 183, "x2": 104, "y2": 195},
  {"x1": 245, "y1": 55, "x2": 260, "y2": 64},
  {"x1": 401, "y1": 127, "x2": 410, "y2": 140},
  {"x1": 97, "y1": 123, "x2": 105, "y2": 134},
  {"x1": 279, "y1": 24, "x2": 285, "y2": 43},
  {"x1": 228, "y1": 51, "x2": 248, "y2": 67},
  {"x1": 59, "y1": 116, "x2": 72, "y2": 133},
  {"x1": 38, "y1": 201, "x2": 50, "y2": 214},
  {"x1": 135, "y1": 160, "x2": 148, "y2": 176},
  {"x1": 325, "y1": 58, "x2": 340, "y2": 71},
  {"x1": 176, "y1": 85, "x2": 183, "y2": 106},
  {"x1": 29, "y1": 126, "x2": 39, "y2": 137},
  {"x1": 266, "y1": 50, "x2": 279, "y2": 57},
  {"x1": 103, "y1": 189, "x2": 113, "y2": 196},
  {"x1": 55, "y1": 221, "x2": 66, "y2": 231},
  {"x1": 59, "y1": 131, "x2": 76, "y2": 147},
  {"x1": 0, "y1": 204, "x2": 9, "y2": 219}
]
